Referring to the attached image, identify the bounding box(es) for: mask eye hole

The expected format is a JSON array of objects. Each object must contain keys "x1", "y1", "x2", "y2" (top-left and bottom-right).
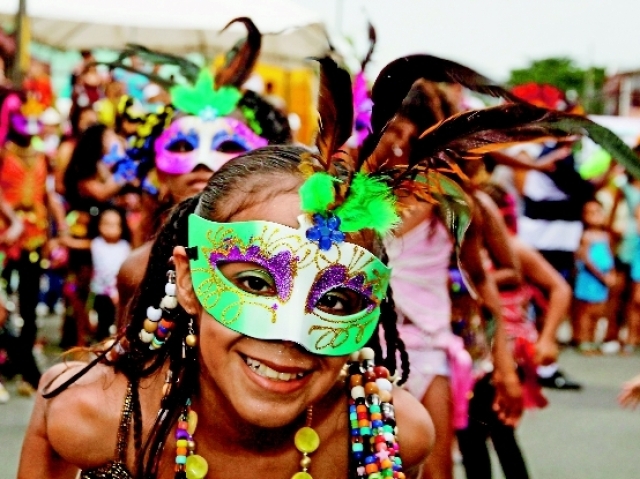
[
  {"x1": 316, "y1": 288, "x2": 370, "y2": 316},
  {"x1": 218, "y1": 262, "x2": 277, "y2": 297},
  {"x1": 216, "y1": 140, "x2": 248, "y2": 154},
  {"x1": 166, "y1": 138, "x2": 196, "y2": 153}
]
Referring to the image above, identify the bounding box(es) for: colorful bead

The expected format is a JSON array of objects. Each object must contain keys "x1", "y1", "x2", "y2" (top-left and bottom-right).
[
  {"x1": 185, "y1": 454, "x2": 208, "y2": 479},
  {"x1": 146, "y1": 306, "x2": 162, "y2": 321},
  {"x1": 351, "y1": 386, "x2": 365, "y2": 399},
  {"x1": 165, "y1": 283, "x2": 177, "y2": 296},
  {"x1": 376, "y1": 378, "x2": 393, "y2": 392},
  {"x1": 185, "y1": 334, "x2": 198, "y2": 347},
  {"x1": 373, "y1": 366, "x2": 390, "y2": 378},
  {"x1": 161, "y1": 295, "x2": 178, "y2": 309},
  {"x1": 359, "y1": 347, "x2": 375, "y2": 360},
  {"x1": 143, "y1": 319, "x2": 158, "y2": 332},
  {"x1": 294, "y1": 426, "x2": 320, "y2": 454},
  {"x1": 139, "y1": 330, "x2": 154, "y2": 343},
  {"x1": 291, "y1": 472, "x2": 312, "y2": 479}
]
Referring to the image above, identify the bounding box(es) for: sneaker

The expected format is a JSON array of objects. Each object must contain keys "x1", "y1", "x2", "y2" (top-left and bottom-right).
[
  {"x1": 16, "y1": 380, "x2": 36, "y2": 397},
  {"x1": 538, "y1": 370, "x2": 582, "y2": 390},
  {"x1": 0, "y1": 383, "x2": 9, "y2": 403}
]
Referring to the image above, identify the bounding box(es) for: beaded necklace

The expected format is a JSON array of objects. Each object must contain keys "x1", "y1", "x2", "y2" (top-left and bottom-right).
[{"x1": 170, "y1": 347, "x2": 405, "y2": 479}]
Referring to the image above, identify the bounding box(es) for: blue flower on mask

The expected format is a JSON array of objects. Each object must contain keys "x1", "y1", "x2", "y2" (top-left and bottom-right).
[{"x1": 306, "y1": 213, "x2": 345, "y2": 251}]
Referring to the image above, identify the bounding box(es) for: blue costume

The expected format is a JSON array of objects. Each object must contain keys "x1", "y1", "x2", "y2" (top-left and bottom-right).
[{"x1": 574, "y1": 239, "x2": 614, "y2": 303}]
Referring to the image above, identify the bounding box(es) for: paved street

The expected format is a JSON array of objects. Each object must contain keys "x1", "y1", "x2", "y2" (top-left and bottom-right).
[{"x1": 1, "y1": 315, "x2": 640, "y2": 478}]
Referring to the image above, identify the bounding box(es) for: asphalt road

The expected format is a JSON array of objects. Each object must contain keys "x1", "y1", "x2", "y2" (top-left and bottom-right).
[{"x1": 1, "y1": 315, "x2": 639, "y2": 479}]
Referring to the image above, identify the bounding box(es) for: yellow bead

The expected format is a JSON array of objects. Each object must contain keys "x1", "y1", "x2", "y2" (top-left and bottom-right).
[
  {"x1": 294, "y1": 426, "x2": 320, "y2": 454},
  {"x1": 176, "y1": 439, "x2": 188, "y2": 448},
  {"x1": 300, "y1": 455, "x2": 312, "y2": 469},
  {"x1": 187, "y1": 410, "x2": 198, "y2": 435},
  {"x1": 186, "y1": 334, "x2": 198, "y2": 347},
  {"x1": 143, "y1": 319, "x2": 158, "y2": 332},
  {"x1": 185, "y1": 454, "x2": 208, "y2": 479},
  {"x1": 291, "y1": 472, "x2": 313, "y2": 479}
]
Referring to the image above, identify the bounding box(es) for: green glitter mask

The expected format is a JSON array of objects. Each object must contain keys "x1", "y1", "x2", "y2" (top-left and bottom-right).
[{"x1": 188, "y1": 214, "x2": 390, "y2": 356}]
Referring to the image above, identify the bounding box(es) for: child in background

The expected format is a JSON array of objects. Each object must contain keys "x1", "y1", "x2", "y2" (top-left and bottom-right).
[
  {"x1": 573, "y1": 199, "x2": 615, "y2": 354},
  {"x1": 622, "y1": 204, "x2": 640, "y2": 353},
  {"x1": 61, "y1": 207, "x2": 131, "y2": 341}
]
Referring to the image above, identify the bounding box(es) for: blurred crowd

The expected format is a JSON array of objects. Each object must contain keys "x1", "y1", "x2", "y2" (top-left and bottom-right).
[{"x1": 2, "y1": 32, "x2": 640, "y2": 479}]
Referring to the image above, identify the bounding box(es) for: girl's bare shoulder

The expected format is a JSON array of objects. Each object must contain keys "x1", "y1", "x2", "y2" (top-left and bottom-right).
[
  {"x1": 42, "y1": 361, "x2": 132, "y2": 468},
  {"x1": 393, "y1": 387, "x2": 435, "y2": 471}
]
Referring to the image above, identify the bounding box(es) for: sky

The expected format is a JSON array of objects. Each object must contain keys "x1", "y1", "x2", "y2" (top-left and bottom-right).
[{"x1": 295, "y1": 0, "x2": 640, "y2": 82}]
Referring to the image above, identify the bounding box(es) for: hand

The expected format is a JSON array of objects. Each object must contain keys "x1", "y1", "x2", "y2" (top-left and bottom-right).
[
  {"x1": 535, "y1": 146, "x2": 572, "y2": 172},
  {"x1": 0, "y1": 219, "x2": 24, "y2": 245},
  {"x1": 535, "y1": 338, "x2": 559, "y2": 366},
  {"x1": 618, "y1": 374, "x2": 640, "y2": 409},
  {"x1": 492, "y1": 370, "x2": 523, "y2": 427}
]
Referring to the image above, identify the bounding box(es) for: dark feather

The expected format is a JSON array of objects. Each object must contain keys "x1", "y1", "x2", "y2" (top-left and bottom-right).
[
  {"x1": 361, "y1": 79, "x2": 447, "y2": 174},
  {"x1": 215, "y1": 17, "x2": 262, "y2": 88},
  {"x1": 118, "y1": 44, "x2": 200, "y2": 84},
  {"x1": 360, "y1": 22, "x2": 377, "y2": 70},
  {"x1": 97, "y1": 60, "x2": 175, "y2": 91},
  {"x1": 314, "y1": 57, "x2": 354, "y2": 167},
  {"x1": 370, "y1": 54, "x2": 521, "y2": 133},
  {"x1": 410, "y1": 103, "x2": 640, "y2": 179}
]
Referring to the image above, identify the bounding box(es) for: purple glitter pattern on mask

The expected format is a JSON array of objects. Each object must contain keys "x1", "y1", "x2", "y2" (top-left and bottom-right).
[
  {"x1": 209, "y1": 241, "x2": 295, "y2": 301},
  {"x1": 306, "y1": 264, "x2": 375, "y2": 314}
]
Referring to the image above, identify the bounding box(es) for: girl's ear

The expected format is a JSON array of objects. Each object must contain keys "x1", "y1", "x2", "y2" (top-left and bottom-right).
[{"x1": 173, "y1": 246, "x2": 200, "y2": 316}]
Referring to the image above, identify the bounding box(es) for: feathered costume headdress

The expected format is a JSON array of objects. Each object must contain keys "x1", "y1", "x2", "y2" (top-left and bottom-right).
[
  {"x1": 98, "y1": 17, "x2": 290, "y2": 193},
  {"x1": 298, "y1": 55, "x2": 640, "y2": 252}
]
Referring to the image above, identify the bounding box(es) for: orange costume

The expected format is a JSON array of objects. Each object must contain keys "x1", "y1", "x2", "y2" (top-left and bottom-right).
[{"x1": 0, "y1": 143, "x2": 48, "y2": 259}]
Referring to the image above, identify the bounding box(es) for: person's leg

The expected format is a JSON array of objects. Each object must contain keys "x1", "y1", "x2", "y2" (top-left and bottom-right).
[
  {"x1": 603, "y1": 264, "x2": 627, "y2": 344},
  {"x1": 456, "y1": 376, "x2": 492, "y2": 479},
  {"x1": 15, "y1": 250, "x2": 42, "y2": 389},
  {"x1": 94, "y1": 294, "x2": 115, "y2": 341},
  {"x1": 485, "y1": 379, "x2": 530, "y2": 479},
  {"x1": 420, "y1": 376, "x2": 454, "y2": 479}
]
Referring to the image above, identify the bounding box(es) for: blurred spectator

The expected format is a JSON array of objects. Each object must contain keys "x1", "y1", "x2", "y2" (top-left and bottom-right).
[{"x1": 95, "y1": 80, "x2": 125, "y2": 128}]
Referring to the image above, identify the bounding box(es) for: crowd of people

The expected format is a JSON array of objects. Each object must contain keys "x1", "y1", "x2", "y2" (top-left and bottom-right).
[{"x1": 0, "y1": 16, "x2": 639, "y2": 479}]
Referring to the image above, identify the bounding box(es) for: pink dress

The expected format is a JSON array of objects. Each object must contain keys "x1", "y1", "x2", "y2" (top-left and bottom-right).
[{"x1": 385, "y1": 219, "x2": 473, "y2": 429}]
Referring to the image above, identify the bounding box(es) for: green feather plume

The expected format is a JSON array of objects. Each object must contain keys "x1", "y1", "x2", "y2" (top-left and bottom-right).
[
  {"x1": 336, "y1": 173, "x2": 399, "y2": 234},
  {"x1": 299, "y1": 173, "x2": 337, "y2": 214},
  {"x1": 170, "y1": 69, "x2": 242, "y2": 116}
]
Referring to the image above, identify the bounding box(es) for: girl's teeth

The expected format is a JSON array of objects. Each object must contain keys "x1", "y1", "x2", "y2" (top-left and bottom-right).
[{"x1": 244, "y1": 357, "x2": 304, "y2": 382}]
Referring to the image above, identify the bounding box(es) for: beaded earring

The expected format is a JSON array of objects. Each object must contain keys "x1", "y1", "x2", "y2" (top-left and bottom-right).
[
  {"x1": 138, "y1": 270, "x2": 182, "y2": 349},
  {"x1": 292, "y1": 406, "x2": 320, "y2": 479},
  {"x1": 348, "y1": 347, "x2": 405, "y2": 479}
]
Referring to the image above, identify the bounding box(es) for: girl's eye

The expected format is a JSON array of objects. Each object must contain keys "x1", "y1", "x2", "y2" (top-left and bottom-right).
[
  {"x1": 166, "y1": 139, "x2": 195, "y2": 153},
  {"x1": 316, "y1": 288, "x2": 367, "y2": 316},
  {"x1": 233, "y1": 269, "x2": 276, "y2": 296}
]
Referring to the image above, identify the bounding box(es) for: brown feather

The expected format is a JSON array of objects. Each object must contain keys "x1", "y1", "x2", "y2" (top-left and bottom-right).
[
  {"x1": 314, "y1": 57, "x2": 354, "y2": 171},
  {"x1": 214, "y1": 17, "x2": 262, "y2": 88},
  {"x1": 369, "y1": 54, "x2": 520, "y2": 134}
]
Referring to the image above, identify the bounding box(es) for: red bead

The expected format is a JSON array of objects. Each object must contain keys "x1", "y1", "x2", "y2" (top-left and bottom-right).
[
  {"x1": 374, "y1": 366, "x2": 390, "y2": 379},
  {"x1": 159, "y1": 318, "x2": 173, "y2": 330},
  {"x1": 177, "y1": 421, "x2": 188, "y2": 430},
  {"x1": 375, "y1": 435, "x2": 386, "y2": 443},
  {"x1": 364, "y1": 370, "x2": 376, "y2": 382},
  {"x1": 357, "y1": 412, "x2": 368, "y2": 420}
]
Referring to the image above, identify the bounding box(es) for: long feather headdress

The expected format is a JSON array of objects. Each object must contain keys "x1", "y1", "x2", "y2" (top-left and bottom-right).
[{"x1": 298, "y1": 56, "x2": 640, "y2": 250}]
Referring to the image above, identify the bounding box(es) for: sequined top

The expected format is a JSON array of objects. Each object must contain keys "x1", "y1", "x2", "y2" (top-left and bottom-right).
[{"x1": 80, "y1": 383, "x2": 134, "y2": 479}]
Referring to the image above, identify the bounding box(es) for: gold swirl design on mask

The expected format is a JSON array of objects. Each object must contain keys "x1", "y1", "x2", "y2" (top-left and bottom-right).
[{"x1": 308, "y1": 316, "x2": 377, "y2": 351}]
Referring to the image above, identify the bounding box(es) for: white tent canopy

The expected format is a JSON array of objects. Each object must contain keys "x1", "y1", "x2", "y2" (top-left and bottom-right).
[{"x1": 0, "y1": 0, "x2": 330, "y2": 67}]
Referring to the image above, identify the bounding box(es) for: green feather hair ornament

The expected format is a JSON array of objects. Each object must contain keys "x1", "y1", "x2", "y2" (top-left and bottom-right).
[
  {"x1": 170, "y1": 69, "x2": 242, "y2": 117},
  {"x1": 299, "y1": 172, "x2": 337, "y2": 214},
  {"x1": 335, "y1": 173, "x2": 400, "y2": 234}
]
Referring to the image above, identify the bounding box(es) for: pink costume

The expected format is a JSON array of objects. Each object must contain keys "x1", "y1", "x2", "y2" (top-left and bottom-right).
[{"x1": 385, "y1": 219, "x2": 473, "y2": 429}]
